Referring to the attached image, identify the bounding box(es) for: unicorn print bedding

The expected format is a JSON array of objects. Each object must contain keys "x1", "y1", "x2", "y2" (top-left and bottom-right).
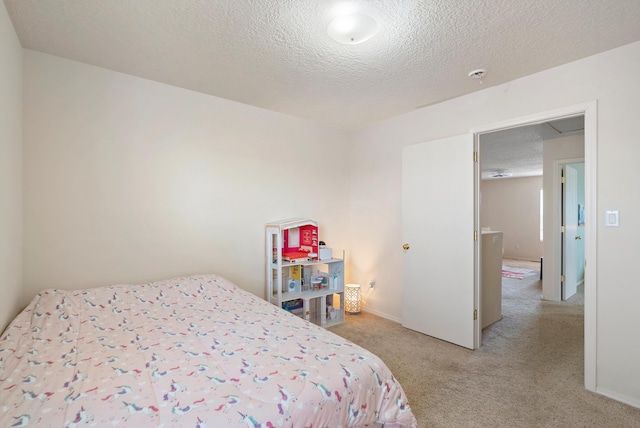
[{"x1": 0, "y1": 274, "x2": 417, "y2": 427}]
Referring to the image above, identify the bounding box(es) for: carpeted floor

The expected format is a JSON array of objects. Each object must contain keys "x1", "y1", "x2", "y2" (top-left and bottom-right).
[{"x1": 329, "y1": 268, "x2": 640, "y2": 427}]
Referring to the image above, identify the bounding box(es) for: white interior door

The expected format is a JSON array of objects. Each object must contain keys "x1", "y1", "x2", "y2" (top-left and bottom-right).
[
  {"x1": 402, "y1": 134, "x2": 477, "y2": 349},
  {"x1": 562, "y1": 164, "x2": 579, "y2": 300}
]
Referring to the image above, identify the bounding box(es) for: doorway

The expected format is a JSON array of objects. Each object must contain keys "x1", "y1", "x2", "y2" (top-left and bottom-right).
[
  {"x1": 477, "y1": 125, "x2": 585, "y2": 344},
  {"x1": 472, "y1": 101, "x2": 597, "y2": 391},
  {"x1": 478, "y1": 117, "x2": 585, "y2": 302}
]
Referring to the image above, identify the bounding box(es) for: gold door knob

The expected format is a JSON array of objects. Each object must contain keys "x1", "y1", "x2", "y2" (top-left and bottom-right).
[
  {"x1": 402, "y1": 243, "x2": 410, "y2": 250},
  {"x1": 575, "y1": 235, "x2": 582, "y2": 240}
]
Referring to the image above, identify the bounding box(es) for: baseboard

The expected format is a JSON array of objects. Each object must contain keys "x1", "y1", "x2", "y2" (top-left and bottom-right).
[
  {"x1": 595, "y1": 387, "x2": 640, "y2": 409},
  {"x1": 362, "y1": 307, "x2": 402, "y2": 324}
]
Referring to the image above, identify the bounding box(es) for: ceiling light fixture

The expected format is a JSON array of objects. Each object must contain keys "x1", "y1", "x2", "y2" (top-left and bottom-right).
[
  {"x1": 490, "y1": 170, "x2": 512, "y2": 178},
  {"x1": 327, "y1": 13, "x2": 378, "y2": 44}
]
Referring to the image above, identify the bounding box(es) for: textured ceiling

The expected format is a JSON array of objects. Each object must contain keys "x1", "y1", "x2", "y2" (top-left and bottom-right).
[
  {"x1": 5, "y1": 0, "x2": 640, "y2": 130},
  {"x1": 480, "y1": 116, "x2": 585, "y2": 180}
]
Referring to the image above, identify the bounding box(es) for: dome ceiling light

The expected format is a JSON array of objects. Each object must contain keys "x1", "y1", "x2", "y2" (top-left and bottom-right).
[
  {"x1": 490, "y1": 170, "x2": 512, "y2": 178},
  {"x1": 327, "y1": 13, "x2": 378, "y2": 45}
]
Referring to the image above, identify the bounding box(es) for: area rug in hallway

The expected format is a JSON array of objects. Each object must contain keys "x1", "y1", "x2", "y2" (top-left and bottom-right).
[{"x1": 502, "y1": 266, "x2": 538, "y2": 279}]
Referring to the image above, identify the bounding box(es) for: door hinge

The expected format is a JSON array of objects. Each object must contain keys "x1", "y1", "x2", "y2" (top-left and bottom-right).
[
  {"x1": 562, "y1": 176, "x2": 566, "y2": 183},
  {"x1": 473, "y1": 151, "x2": 478, "y2": 162},
  {"x1": 474, "y1": 309, "x2": 478, "y2": 320},
  {"x1": 561, "y1": 225, "x2": 566, "y2": 233},
  {"x1": 561, "y1": 275, "x2": 565, "y2": 282},
  {"x1": 474, "y1": 230, "x2": 478, "y2": 241}
]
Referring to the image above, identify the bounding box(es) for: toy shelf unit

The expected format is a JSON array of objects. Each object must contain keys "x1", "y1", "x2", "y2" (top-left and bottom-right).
[{"x1": 266, "y1": 218, "x2": 344, "y2": 328}]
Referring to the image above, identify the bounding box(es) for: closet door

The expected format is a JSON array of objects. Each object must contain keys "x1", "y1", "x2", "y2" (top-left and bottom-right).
[{"x1": 402, "y1": 134, "x2": 477, "y2": 349}]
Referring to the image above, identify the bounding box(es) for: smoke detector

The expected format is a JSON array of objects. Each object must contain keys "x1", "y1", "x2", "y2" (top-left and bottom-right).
[{"x1": 468, "y1": 68, "x2": 487, "y2": 82}]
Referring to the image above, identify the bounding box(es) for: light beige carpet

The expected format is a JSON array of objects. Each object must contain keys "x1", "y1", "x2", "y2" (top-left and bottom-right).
[{"x1": 329, "y1": 272, "x2": 640, "y2": 427}]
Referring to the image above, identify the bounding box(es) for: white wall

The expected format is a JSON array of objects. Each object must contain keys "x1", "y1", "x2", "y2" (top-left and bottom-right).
[
  {"x1": 350, "y1": 41, "x2": 640, "y2": 404},
  {"x1": 481, "y1": 176, "x2": 543, "y2": 261},
  {"x1": 0, "y1": 2, "x2": 23, "y2": 333},
  {"x1": 22, "y1": 51, "x2": 350, "y2": 306}
]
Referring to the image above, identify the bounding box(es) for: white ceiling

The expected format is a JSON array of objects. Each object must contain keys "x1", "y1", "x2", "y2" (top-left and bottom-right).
[
  {"x1": 5, "y1": 0, "x2": 640, "y2": 130},
  {"x1": 480, "y1": 116, "x2": 585, "y2": 180}
]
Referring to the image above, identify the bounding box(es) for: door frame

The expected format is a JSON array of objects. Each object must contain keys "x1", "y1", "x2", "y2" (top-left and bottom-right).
[{"x1": 471, "y1": 101, "x2": 597, "y2": 392}]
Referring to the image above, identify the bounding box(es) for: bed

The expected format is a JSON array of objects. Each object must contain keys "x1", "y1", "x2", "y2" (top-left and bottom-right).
[{"x1": 0, "y1": 274, "x2": 417, "y2": 427}]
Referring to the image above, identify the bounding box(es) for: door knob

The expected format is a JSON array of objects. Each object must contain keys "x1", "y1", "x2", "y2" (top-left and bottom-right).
[
  {"x1": 402, "y1": 243, "x2": 410, "y2": 250},
  {"x1": 575, "y1": 235, "x2": 582, "y2": 240}
]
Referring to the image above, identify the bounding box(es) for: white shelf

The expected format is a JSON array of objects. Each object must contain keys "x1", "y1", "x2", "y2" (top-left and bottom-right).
[
  {"x1": 266, "y1": 218, "x2": 344, "y2": 328},
  {"x1": 275, "y1": 287, "x2": 344, "y2": 301},
  {"x1": 275, "y1": 258, "x2": 344, "y2": 269}
]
